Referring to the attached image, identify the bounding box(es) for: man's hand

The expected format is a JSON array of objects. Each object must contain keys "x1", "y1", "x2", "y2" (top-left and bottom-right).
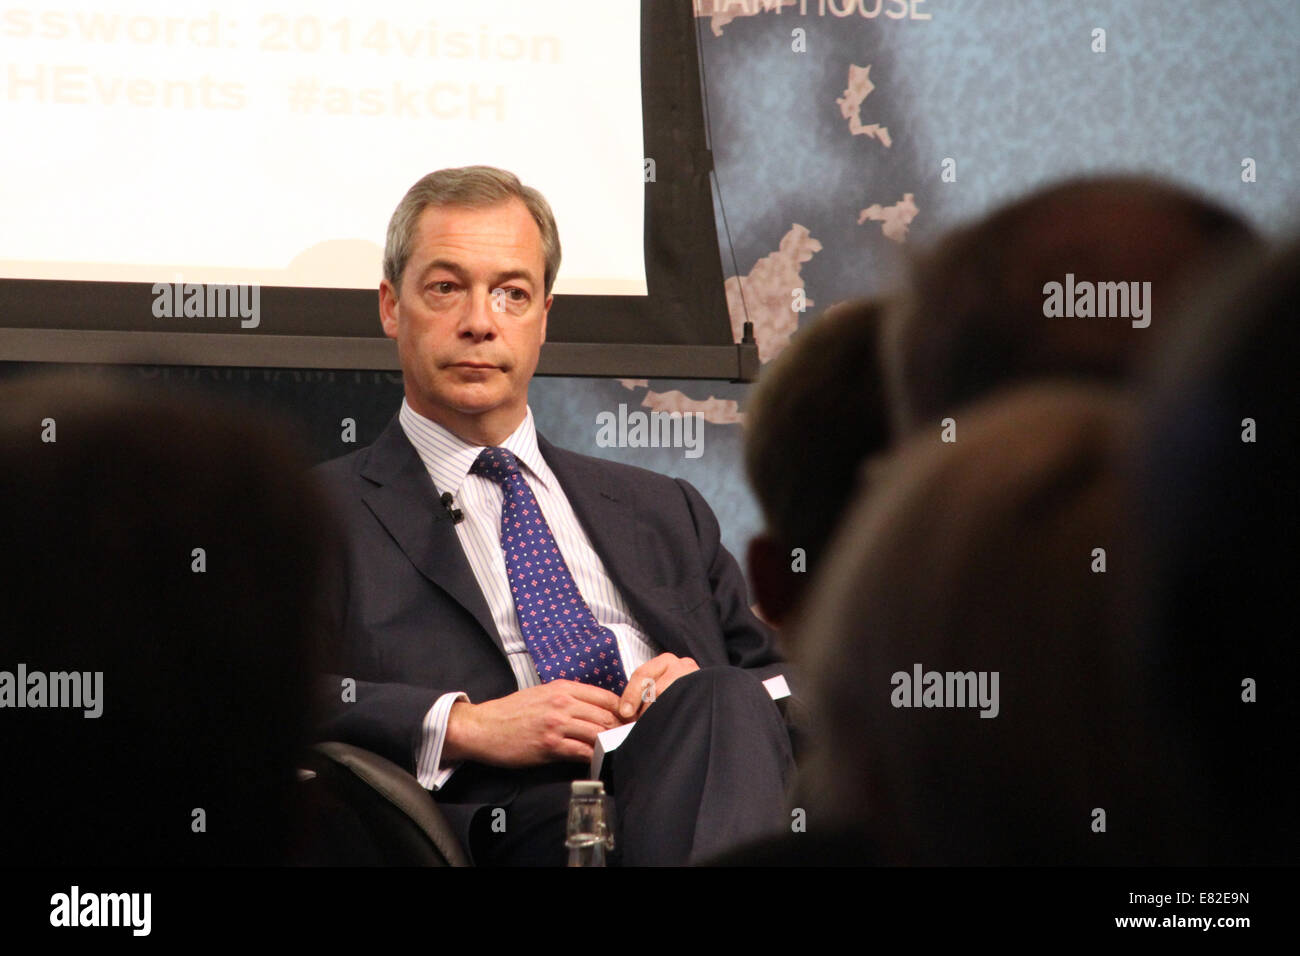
[
  {"x1": 618, "y1": 653, "x2": 700, "y2": 720},
  {"x1": 444, "y1": 681, "x2": 623, "y2": 767}
]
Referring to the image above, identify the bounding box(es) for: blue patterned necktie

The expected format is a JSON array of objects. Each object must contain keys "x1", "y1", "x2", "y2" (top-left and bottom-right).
[{"x1": 470, "y1": 446, "x2": 628, "y2": 694}]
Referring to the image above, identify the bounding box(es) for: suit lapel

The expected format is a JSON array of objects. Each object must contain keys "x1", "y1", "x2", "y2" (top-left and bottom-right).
[
  {"x1": 537, "y1": 434, "x2": 644, "y2": 579},
  {"x1": 359, "y1": 416, "x2": 504, "y2": 655},
  {"x1": 537, "y1": 435, "x2": 690, "y2": 658}
]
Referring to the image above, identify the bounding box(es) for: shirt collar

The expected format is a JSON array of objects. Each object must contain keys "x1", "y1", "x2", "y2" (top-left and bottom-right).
[{"x1": 398, "y1": 399, "x2": 554, "y2": 495}]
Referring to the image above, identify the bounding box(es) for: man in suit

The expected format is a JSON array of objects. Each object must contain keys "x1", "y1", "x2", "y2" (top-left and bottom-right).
[{"x1": 312, "y1": 166, "x2": 793, "y2": 865}]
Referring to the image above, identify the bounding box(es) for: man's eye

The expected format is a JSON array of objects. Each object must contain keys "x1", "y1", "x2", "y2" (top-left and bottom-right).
[
  {"x1": 428, "y1": 281, "x2": 457, "y2": 295},
  {"x1": 502, "y1": 288, "x2": 528, "y2": 302}
]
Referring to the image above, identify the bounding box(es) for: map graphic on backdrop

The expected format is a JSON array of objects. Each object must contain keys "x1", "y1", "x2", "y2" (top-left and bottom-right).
[{"x1": 617, "y1": 1, "x2": 924, "y2": 424}]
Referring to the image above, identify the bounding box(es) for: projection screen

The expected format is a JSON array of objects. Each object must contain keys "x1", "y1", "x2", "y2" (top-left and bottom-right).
[{"x1": 0, "y1": 1, "x2": 754, "y2": 380}]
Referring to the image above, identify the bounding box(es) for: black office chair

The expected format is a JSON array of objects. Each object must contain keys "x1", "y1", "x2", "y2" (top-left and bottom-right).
[{"x1": 296, "y1": 741, "x2": 471, "y2": 866}]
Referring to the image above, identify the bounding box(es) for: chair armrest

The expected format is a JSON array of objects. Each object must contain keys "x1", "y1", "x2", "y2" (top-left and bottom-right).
[{"x1": 308, "y1": 741, "x2": 471, "y2": 866}]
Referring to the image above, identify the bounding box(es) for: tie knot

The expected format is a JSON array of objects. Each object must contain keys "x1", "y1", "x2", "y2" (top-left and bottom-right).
[{"x1": 470, "y1": 446, "x2": 521, "y2": 485}]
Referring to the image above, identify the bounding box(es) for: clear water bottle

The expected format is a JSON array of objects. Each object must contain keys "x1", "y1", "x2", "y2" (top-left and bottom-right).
[{"x1": 566, "y1": 780, "x2": 614, "y2": 867}]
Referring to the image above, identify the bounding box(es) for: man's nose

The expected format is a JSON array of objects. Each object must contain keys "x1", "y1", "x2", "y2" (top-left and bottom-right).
[{"x1": 458, "y1": 288, "x2": 499, "y2": 339}]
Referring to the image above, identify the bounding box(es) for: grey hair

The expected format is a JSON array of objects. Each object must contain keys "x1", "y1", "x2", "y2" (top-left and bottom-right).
[{"x1": 383, "y1": 165, "x2": 561, "y2": 296}]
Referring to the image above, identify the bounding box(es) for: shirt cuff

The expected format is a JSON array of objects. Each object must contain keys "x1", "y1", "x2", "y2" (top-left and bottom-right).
[{"x1": 415, "y1": 691, "x2": 470, "y2": 791}]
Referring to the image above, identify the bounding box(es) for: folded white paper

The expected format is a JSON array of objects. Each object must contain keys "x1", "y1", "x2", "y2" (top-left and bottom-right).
[{"x1": 590, "y1": 672, "x2": 791, "y2": 777}]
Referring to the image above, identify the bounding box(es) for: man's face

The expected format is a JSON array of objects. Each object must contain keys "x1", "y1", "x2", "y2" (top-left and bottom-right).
[{"x1": 380, "y1": 198, "x2": 550, "y2": 441}]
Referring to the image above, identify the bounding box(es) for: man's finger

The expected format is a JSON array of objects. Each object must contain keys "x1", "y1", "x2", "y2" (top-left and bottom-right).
[
  {"x1": 658, "y1": 658, "x2": 700, "y2": 695},
  {"x1": 569, "y1": 699, "x2": 623, "y2": 732},
  {"x1": 632, "y1": 659, "x2": 702, "y2": 718},
  {"x1": 556, "y1": 715, "x2": 612, "y2": 748},
  {"x1": 553, "y1": 680, "x2": 622, "y2": 713},
  {"x1": 553, "y1": 739, "x2": 596, "y2": 763},
  {"x1": 619, "y1": 658, "x2": 671, "y2": 718}
]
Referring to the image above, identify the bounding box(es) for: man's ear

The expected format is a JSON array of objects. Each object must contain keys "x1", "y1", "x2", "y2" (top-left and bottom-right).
[
  {"x1": 379, "y1": 279, "x2": 400, "y2": 340},
  {"x1": 747, "y1": 533, "x2": 802, "y2": 629},
  {"x1": 540, "y1": 294, "x2": 551, "y2": 345}
]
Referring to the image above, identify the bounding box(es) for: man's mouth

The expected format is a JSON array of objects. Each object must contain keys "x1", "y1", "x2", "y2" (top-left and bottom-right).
[{"x1": 450, "y1": 361, "x2": 499, "y2": 370}]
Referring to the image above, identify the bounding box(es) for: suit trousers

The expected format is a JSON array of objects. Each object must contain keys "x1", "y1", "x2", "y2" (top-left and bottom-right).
[{"x1": 435, "y1": 667, "x2": 795, "y2": 866}]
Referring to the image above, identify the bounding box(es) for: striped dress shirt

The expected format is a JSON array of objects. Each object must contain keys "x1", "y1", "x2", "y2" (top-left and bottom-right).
[{"x1": 399, "y1": 399, "x2": 661, "y2": 789}]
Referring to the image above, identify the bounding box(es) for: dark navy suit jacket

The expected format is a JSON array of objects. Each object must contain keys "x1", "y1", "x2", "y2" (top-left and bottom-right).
[{"x1": 310, "y1": 413, "x2": 784, "y2": 807}]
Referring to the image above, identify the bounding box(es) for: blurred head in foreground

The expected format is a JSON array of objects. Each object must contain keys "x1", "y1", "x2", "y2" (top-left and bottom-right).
[
  {"x1": 1133, "y1": 234, "x2": 1300, "y2": 864},
  {"x1": 0, "y1": 372, "x2": 328, "y2": 865},
  {"x1": 744, "y1": 299, "x2": 891, "y2": 627},
  {"x1": 884, "y1": 175, "x2": 1259, "y2": 438},
  {"x1": 794, "y1": 383, "x2": 1199, "y2": 864}
]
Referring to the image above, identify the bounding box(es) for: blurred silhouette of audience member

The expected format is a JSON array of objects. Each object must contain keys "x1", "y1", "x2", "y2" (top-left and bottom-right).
[
  {"x1": 884, "y1": 175, "x2": 1259, "y2": 438},
  {"x1": 0, "y1": 373, "x2": 328, "y2": 865},
  {"x1": 1132, "y1": 235, "x2": 1300, "y2": 864},
  {"x1": 744, "y1": 299, "x2": 891, "y2": 629},
  {"x1": 793, "y1": 384, "x2": 1200, "y2": 864}
]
